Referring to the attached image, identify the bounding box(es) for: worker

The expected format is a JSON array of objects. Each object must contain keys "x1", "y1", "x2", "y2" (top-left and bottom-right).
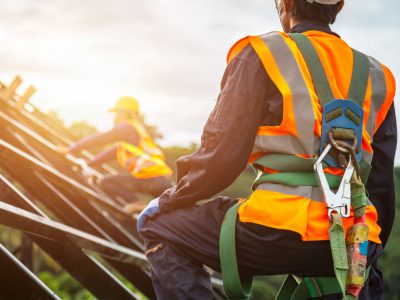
[
  {"x1": 64, "y1": 96, "x2": 173, "y2": 211},
  {"x1": 137, "y1": 0, "x2": 396, "y2": 299}
]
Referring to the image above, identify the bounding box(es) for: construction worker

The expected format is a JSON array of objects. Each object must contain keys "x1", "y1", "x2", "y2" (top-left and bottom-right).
[
  {"x1": 138, "y1": 1, "x2": 396, "y2": 299},
  {"x1": 64, "y1": 96, "x2": 173, "y2": 210}
]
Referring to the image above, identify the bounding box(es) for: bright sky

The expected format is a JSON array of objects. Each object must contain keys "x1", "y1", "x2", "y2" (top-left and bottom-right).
[{"x1": 0, "y1": 0, "x2": 399, "y2": 160}]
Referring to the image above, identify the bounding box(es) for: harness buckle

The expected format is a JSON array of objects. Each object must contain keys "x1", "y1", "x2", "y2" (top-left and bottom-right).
[{"x1": 314, "y1": 143, "x2": 354, "y2": 219}]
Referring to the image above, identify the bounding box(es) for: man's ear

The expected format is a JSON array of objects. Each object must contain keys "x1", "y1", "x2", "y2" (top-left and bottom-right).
[
  {"x1": 337, "y1": 0, "x2": 345, "y2": 14},
  {"x1": 282, "y1": 0, "x2": 295, "y2": 16}
]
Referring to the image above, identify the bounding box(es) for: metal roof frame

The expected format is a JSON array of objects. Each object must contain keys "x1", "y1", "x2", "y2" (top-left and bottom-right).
[{"x1": 0, "y1": 76, "x2": 225, "y2": 299}]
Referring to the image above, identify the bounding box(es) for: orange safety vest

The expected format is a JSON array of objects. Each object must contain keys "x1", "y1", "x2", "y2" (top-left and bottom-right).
[
  {"x1": 116, "y1": 119, "x2": 173, "y2": 179},
  {"x1": 227, "y1": 31, "x2": 395, "y2": 244}
]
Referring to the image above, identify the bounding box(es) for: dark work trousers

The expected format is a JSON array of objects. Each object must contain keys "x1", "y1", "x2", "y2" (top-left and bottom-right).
[
  {"x1": 140, "y1": 197, "x2": 384, "y2": 300},
  {"x1": 100, "y1": 173, "x2": 173, "y2": 203}
]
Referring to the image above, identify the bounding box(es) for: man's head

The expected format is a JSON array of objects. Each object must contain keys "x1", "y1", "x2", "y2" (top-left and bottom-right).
[
  {"x1": 275, "y1": 0, "x2": 345, "y2": 32},
  {"x1": 109, "y1": 96, "x2": 140, "y2": 124}
]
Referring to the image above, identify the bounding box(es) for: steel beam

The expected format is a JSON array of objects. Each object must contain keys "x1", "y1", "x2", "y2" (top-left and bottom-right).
[{"x1": 0, "y1": 243, "x2": 60, "y2": 300}]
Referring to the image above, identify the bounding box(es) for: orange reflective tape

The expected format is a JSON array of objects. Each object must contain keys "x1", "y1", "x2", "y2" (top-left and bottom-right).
[
  {"x1": 249, "y1": 35, "x2": 297, "y2": 137},
  {"x1": 226, "y1": 36, "x2": 251, "y2": 64},
  {"x1": 257, "y1": 125, "x2": 293, "y2": 136},
  {"x1": 374, "y1": 65, "x2": 396, "y2": 135},
  {"x1": 248, "y1": 152, "x2": 265, "y2": 164},
  {"x1": 262, "y1": 166, "x2": 279, "y2": 174},
  {"x1": 116, "y1": 144, "x2": 135, "y2": 168},
  {"x1": 238, "y1": 189, "x2": 381, "y2": 244},
  {"x1": 305, "y1": 201, "x2": 381, "y2": 243},
  {"x1": 296, "y1": 153, "x2": 316, "y2": 159},
  {"x1": 238, "y1": 190, "x2": 309, "y2": 236},
  {"x1": 324, "y1": 167, "x2": 344, "y2": 176},
  {"x1": 129, "y1": 159, "x2": 172, "y2": 179}
]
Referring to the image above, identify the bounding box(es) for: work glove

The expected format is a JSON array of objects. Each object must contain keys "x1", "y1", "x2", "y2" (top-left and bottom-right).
[
  {"x1": 56, "y1": 145, "x2": 69, "y2": 154},
  {"x1": 136, "y1": 198, "x2": 161, "y2": 232},
  {"x1": 71, "y1": 158, "x2": 97, "y2": 184}
]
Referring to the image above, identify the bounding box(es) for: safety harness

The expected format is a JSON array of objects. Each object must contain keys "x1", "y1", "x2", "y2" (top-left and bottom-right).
[{"x1": 219, "y1": 33, "x2": 371, "y2": 300}]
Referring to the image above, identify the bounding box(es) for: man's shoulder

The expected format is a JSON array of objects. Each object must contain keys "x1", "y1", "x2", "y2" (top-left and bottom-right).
[
  {"x1": 365, "y1": 54, "x2": 396, "y2": 92},
  {"x1": 227, "y1": 31, "x2": 282, "y2": 65}
]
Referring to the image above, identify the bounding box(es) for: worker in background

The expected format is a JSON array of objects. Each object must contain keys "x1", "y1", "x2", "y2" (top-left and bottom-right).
[
  {"x1": 64, "y1": 96, "x2": 173, "y2": 212},
  {"x1": 137, "y1": 0, "x2": 397, "y2": 299}
]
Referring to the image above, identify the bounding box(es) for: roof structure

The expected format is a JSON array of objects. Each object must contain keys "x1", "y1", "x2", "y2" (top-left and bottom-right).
[{"x1": 0, "y1": 76, "x2": 225, "y2": 299}]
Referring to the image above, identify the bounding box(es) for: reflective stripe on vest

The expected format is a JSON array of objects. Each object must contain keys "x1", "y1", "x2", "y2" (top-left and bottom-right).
[
  {"x1": 229, "y1": 31, "x2": 395, "y2": 243},
  {"x1": 116, "y1": 120, "x2": 172, "y2": 179},
  {"x1": 247, "y1": 33, "x2": 317, "y2": 157}
]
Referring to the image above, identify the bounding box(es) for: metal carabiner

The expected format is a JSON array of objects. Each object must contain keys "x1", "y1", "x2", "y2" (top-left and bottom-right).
[{"x1": 314, "y1": 144, "x2": 354, "y2": 219}]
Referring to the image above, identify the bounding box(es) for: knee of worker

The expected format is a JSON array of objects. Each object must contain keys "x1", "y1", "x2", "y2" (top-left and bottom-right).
[
  {"x1": 138, "y1": 205, "x2": 192, "y2": 244},
  {"x1": 139, "y1": 215, "x2": 168, "y2": 242},
  {"x1": 140, "y1": 196, "x2": 236, "y2": 242},
  {"x1": 99, "y1": 175, "x2": 119, "y2": 193},
  {"x1": 99, "y1": 177, "x2": 112, "y2": 192},
  {"x1": 145, "y1": 241, "x2": 213, "y2": 300}
]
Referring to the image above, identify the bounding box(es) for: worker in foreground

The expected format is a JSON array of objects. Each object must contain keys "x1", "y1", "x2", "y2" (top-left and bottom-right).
[
  {"x1": 65, "y1": 96, "x2": 173, "y2": 211},
  {"x1": 138, "y1": 0, "x2": 396, "y2": 299}
]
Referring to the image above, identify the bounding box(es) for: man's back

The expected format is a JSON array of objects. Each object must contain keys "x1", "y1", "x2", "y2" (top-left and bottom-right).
[{"x1": 137, "y1": 1, "x2": 397, "y2": 299}]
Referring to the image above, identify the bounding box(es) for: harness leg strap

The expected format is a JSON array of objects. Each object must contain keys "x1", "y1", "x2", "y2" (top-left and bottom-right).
[{"x1": 219, "y1": 202, "x2": 252, "y2": 300}]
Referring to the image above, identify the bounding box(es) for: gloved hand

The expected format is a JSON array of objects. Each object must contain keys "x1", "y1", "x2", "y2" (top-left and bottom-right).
[
  {"x1": 56, "y1": 145, "x2": 69, "y2": 154},
  {"x1": 136, "y1": 198, "x2": 161, "y2": 232}
]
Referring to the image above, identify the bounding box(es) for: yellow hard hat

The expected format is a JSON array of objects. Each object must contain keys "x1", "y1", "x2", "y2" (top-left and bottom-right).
[{"x1": 109, "y1": 96, "x2": 139, "y2": 113}]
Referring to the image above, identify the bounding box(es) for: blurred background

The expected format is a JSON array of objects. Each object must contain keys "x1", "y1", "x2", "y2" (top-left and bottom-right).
[
  {"x1": 0, "y1": 0, "x2": 399, "y2": 299},
  {"x1": 0, "y1": 0, "x2": 399, "y2": 157}
]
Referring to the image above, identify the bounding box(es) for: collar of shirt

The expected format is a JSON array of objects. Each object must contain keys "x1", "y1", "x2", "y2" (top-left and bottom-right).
[{"x1": 289, "y1": 20, "x2": 340, "y2": 38}]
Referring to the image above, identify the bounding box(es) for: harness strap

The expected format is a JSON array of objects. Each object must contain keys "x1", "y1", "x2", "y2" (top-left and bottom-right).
[
  {"x1": 277, "y1": 266, "x2": 370, "y2": 300},
  {"x1": 329, "y1": 212, "x2": 349, "y2": 299},
  {"x1": 275, "y1": 274, "x2": 299, "y2": 300},
  {"x1": 252, "y1": 154, "x2": 372, "y2": 189},
  {"x1": 348, "y1": 49, "x2": 370, "y2": 106},
  {"x1": 288, "y1": 33, "x2": 335, "y2": 105},
  {"x1": 220, "y1": 202, "x2": 252, "y2": 300},
  {"x1": 288, "y1": 33, "x2": 370, "y2": 108},
  {"x1": 254, "y1": 171, "x2": 341, "y2": 189},
  {"x1": 276, "y1": 274, "x2": 362, "y2": 300}
]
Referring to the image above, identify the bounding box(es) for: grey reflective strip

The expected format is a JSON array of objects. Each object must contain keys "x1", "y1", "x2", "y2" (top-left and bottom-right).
[
  {"x1": 252, "y1": 137, "x2": 320, "y2": 157},
  {"x1": 256, "y1": 183, "x2": 374, "y2": 207},
  {"x1": 313, "y1": 137, "x2": 321, "y2": 153},
  {"x1": 362, "y1": 151, "x2": 373, "y2": 164},
  {"x1": 366, "y1": 57, "x2": 387, "y2": 136},
  {"x1": 360, "y1": 57, "x2": 386, "y2": 164},
  {"x1": 254, "y1": 32, "x2": 315, "y2": 156},
  {"x1": 253, "y1": 135, "x2": 305, "y2": 154},
  {"x1": 256, "y1": 183, "x2": 324, "y2": 202}
]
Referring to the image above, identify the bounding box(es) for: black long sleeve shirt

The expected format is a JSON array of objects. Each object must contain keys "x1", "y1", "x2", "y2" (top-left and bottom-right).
[{"x1": 158, "y1": 22, "x2": 397, "y2": 246}]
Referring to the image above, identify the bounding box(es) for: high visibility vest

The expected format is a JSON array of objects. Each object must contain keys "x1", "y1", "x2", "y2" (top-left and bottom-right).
[
  {"x1": 227, "y1": 31, "x2": 395, "y2": 244},
  {"x1": 116, "y1": 120, "x2": 173, "y2": 179}
]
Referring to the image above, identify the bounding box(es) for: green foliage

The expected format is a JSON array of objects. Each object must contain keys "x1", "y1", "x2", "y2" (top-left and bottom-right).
[
  {"x1": 69, "y1": 121, "x2": 97, "y2": 140},
  {"x1": 45, "y1": 110, "x2": 97, "y2": 141},
  {"x1": 38, "y1": 271, "x2": 95, "y2": 300},
  {"x1": 162, "y1": 144, "x2": 198, "y2": 175},
  {"x1": 379, "y1": 168, "x2": 400, "y2": 300},
  {"x1": 45, "y1": 110, "x2": 65, "y2": 128}
]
